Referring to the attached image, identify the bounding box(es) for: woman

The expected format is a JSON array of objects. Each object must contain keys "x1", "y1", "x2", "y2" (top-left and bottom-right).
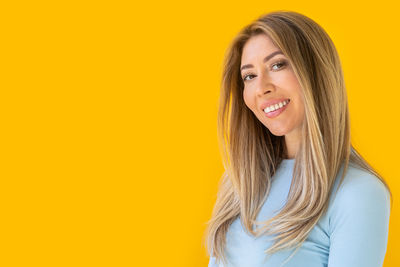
[{"x1": 205, "y1": 11, "x2": 392, "y2": 267}]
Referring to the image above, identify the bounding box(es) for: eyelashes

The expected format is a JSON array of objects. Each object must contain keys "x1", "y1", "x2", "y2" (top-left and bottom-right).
[
  {"x1": 242, "y1": 60, "x2": 288, "y2": 82},
  {"x1": 271, "y1": 60, "x2": 287, "y2": 71}
]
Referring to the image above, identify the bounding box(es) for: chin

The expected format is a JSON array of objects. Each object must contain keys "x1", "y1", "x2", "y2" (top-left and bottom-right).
[{"x1": 267, "y1": 128, "x2": 287, "y2": 137}]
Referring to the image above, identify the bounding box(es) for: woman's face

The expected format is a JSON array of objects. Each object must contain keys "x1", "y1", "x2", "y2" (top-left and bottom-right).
[{"x1": 240, "y1": 34, "x2": 305, "y2": 139}]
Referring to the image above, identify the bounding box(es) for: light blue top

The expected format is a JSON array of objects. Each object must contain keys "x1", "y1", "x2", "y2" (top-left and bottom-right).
[{"x1": 208, "y1": 159, "x2": 391, "y2": 267}]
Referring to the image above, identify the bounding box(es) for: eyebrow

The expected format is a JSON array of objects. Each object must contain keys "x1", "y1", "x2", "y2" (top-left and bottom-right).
[{"x1": 240, "y1": 50, "x2": 284, "y2": 72}]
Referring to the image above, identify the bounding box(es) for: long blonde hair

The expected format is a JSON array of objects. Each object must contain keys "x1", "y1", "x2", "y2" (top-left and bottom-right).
[{"x1": 204, "y1": 10, "x2": 392, "y2": 265}]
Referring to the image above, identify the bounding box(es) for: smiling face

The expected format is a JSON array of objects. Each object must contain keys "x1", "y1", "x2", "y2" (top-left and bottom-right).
[{"x1": 240, "y1": 34, "x2": 305, "y2": 143}]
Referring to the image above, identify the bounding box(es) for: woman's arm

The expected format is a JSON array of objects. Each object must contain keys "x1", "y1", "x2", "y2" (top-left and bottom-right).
[{"x1": 328, "y1": 173, "x2": 391, "y2": 267}]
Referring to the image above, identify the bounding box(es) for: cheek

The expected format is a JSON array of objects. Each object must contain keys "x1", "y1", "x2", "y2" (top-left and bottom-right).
[
  {"x1": 280, "y1": 73, "x2": 300, "y2": 91},
  {"x1": 292, "y1": 97, "x2": 306, "y2": 125},
  {"x1": 242, "y1": 89, "x2": 252, "y2": 109},
  {"x1": 285, "y1": 74, "x2": 304, "y2": 110},
  {"x1": 243, "y1": 90, "x2": 258, "y2": 115}
]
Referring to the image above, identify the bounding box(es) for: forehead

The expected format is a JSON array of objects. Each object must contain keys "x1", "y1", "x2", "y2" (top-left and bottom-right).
[{"x1": 241, "y1": 34, "x2": 279, "y2": 61}]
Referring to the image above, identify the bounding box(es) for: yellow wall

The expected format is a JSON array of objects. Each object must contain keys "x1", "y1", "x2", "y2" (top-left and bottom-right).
[{"x1": 1, "y1": 0, "x2": 399, "y2": 266}]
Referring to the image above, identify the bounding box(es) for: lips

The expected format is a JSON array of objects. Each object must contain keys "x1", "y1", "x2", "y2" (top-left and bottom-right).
[
  {"x1": 260, "y1": 98, "x2": 290, "y2": 111},
  {"x1": 263, "y1": 99, "x2": 290, "y2": 118}
]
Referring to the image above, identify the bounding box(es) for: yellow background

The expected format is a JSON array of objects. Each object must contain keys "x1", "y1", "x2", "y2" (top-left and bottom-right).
[{"x1": 1, "y1": 1, "x2": 399, "y2": 266}]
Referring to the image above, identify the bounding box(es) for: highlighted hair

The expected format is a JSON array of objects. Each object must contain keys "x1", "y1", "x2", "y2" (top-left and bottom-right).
[{"x1": 204, "y1": 10, "x2": 392, "y2": 266}]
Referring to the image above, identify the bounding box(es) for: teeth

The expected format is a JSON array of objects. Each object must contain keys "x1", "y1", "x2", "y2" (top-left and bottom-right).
[{"x1": 264, "y1": 100, "x2": 289, "y2": 113}]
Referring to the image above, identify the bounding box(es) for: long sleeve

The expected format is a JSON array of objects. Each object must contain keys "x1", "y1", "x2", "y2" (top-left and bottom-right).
[{"x1": 327, "y1": 173, "x2": 391, "y2": 267}]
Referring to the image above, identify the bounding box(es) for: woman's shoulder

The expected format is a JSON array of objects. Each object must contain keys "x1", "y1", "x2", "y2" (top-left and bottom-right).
[
  {"x1": 332, "y1": 164, "x2": 389, "y2": 202},
  {"x1": 324, "y1": 163, "x2": 391, "y2": 257},
  {"x1": 327, "y1": 163, "x2": 391, "y2": 229}
]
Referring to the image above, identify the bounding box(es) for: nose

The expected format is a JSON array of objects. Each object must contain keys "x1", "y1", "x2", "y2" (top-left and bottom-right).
[{"x1": 255, "y1": 72, "x2": 274, "y2": 97}]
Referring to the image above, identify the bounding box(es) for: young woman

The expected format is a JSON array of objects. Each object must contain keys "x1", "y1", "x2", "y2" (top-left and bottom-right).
[{"x1": 205, "y1": 11, "x2": 392, "y2": 267}]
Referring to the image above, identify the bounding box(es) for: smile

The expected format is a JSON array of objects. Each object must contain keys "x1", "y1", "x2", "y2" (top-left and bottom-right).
[{"x1": 263, "y1": 99, "x2": 290, "y2": 118}]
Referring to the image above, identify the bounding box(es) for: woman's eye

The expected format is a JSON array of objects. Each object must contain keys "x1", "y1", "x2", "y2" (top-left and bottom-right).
[
  {"x1": 242, "y1": 61, "x2": 287, "y2": 81},
  {"x1": 271, "y1": 61, "x2": 287, "y2": 71},
  {"x1": 243, "y1": 74, "x2": 255, "y2": 81}
]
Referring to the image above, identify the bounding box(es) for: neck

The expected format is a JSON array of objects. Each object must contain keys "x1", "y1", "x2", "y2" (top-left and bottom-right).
[{"x1": 284, "y1": 129, "x2": 302, "y2": 159}]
